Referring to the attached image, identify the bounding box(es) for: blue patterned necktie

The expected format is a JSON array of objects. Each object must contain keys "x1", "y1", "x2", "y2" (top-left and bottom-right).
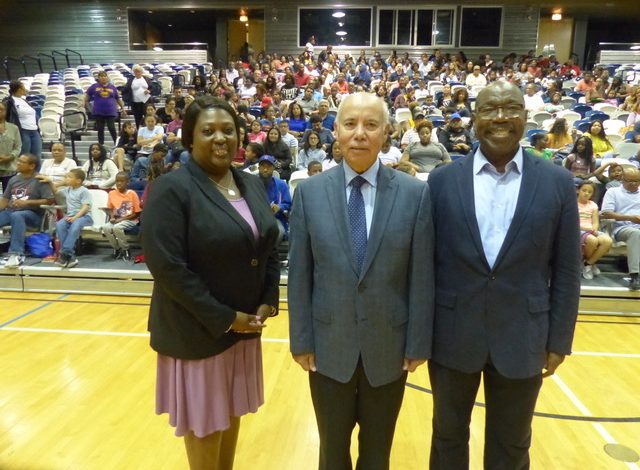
[{"x1": 348, "y1": 175, "x2": 368, "y2": 274}]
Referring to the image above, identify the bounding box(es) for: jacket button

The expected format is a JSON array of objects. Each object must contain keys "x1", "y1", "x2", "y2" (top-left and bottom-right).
[
  {"x1": 250, "y1": 259, "x2": 258, "y2": 267},
  {"x1": 358, "y1": 284, "x2": 366, "y2": 293},
  {"x1": 490, "y1": 275, "x2": 496, "y2": 280}
]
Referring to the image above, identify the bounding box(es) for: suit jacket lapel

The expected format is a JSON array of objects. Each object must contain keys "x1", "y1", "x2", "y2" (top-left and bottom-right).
[
  {"x1": 325, "y1": 165, "x2": 360, "y2": 276},
  {"x1": 492, "y1": 150, "x2": 540, "y2": 270},
  {"x1": 187, "y1": 161, "x2": 258, "y2": 248},
  {"x1": 456, "y1": 156, "x2": 490, "y2": 270},
  {"x1": 359, "y1": 165, "x2": 398, "y2": 280}
]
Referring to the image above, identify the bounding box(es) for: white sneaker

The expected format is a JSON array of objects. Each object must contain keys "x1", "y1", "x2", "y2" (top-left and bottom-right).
[
  {"x1": 582, "y1": 264, "x2": 593, "y2": 280},
  {"x1": 4, "y1": 254, "x2": 25, "y2": 268},
  {"x1": 591, "y1": 264, "x2": 601, "y2": 276}
]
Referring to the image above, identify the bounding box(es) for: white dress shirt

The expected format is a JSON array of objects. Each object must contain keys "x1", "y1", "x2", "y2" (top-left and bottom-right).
[{"x1": 473, "y1": 147, "x2": 523, "y2": 268}]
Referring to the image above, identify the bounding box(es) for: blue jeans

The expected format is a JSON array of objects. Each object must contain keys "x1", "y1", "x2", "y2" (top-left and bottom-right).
[
  {"x1": 56, "y1": 215, "x2": 93, "y2": 257},
  {"x1": 0, "y1": 209, "x2": 42, "y2": 254},
  {"x1": 20, "y1": 129, "x2": 43, "y2": 157}
]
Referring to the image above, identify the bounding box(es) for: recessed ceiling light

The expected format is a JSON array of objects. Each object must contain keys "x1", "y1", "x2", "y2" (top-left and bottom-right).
[
  {"x1": 336, "y1": 31, "x2": 347, "y2": 36},
  {"x1": 168, "y1": 24, "x2": 173, "y2": 27},
  {"x1": 631, "y1": 46, "x2": 640, "y2": 50},
  {"x1": 153, "y1": 46, "x2": 163, "y2": 51},
  {"x1": 551, "y1": 13, "x2": 562, "y2": 21},
  {"x1": 332, "y1": 12, "x2": 346, "y2": 18},
  {"x1": 148, "y1": 10, "x2": 153, "y2": 14}
]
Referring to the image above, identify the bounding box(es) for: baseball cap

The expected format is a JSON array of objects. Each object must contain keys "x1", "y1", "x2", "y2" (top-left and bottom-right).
[
  {"x1": 449, "y1": 112, "x2": 462, "y2": 120},
  {"x1": 261, "y1": 96, "x2": 273, "y2": 107},
  {"x1": 258, "y1": 155, "x2": 276, "y2": 165}
]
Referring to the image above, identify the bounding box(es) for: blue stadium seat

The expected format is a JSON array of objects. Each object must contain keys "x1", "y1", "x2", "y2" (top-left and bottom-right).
[
  {"x1": 572, "y1": 104, "x2": 592, "y2": 118},
  {"x1": 586, "y1": 111, "x2": 609, "y2": 121},
  {"x1": 527, "y1": 129, "x2": 546, "y2": 140},
  {"x1": 574, "y1": 120, "x2": 591, "y2": 133}
]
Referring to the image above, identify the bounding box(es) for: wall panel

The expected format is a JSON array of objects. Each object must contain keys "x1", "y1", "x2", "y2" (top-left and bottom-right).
[{"x1": 0, "y1": 0, "x2": 539, "y2": 77}]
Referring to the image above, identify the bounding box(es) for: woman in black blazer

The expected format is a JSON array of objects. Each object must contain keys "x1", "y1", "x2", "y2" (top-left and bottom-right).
[{"x1": 143, "y1": 96, "x2": 280, "y2": 469}]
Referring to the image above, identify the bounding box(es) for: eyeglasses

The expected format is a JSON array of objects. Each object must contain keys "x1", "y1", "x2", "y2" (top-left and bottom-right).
[{"x1": 476, "y1": 104, "x2": 524, "y2": 119}]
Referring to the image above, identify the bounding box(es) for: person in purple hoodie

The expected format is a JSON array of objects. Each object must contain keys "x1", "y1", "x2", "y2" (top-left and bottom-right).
[{"x1": 85, "y1": 71, "x2": 126, "y2": 146}]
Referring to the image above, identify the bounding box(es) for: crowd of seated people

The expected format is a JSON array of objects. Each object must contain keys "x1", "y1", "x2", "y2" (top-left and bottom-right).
[{"x1": 4, "y1": 45, "x2": 640, "y2": 278}]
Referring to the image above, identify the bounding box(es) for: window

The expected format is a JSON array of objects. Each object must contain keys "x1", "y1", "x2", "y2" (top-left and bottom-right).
[
  {"x1": 377, "y1": 8, "x2": 454, "y2": 47},
  {"x1": 299, "y1": 8, "x2": 372, "y2": 47},
  {"x1": 459, "y1": 7, "x2": 503, "y2": 48}
]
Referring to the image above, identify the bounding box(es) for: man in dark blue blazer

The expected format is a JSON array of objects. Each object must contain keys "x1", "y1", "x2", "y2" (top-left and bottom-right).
[
  {"x1": 428, "y1": 81, "x2": 581, "y2": 469},
  {"x1": 289, "y1": 92, "x2": 434, "y2": 470}
]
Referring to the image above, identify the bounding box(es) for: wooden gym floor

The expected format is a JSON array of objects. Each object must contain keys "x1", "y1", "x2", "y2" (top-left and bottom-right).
[{"x1": 0, "y1": 293, "x2": 639, "y2": 469}]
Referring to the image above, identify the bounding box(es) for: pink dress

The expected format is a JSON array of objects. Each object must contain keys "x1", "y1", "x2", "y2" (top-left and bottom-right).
[{"x1": 155, "y1": 198, "x2": 264, "y2": 437}]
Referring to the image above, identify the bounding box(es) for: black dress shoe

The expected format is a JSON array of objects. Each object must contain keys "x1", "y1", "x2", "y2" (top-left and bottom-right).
[{"x1": 629, "y1": 274, "x2": 640, "y2": 291}]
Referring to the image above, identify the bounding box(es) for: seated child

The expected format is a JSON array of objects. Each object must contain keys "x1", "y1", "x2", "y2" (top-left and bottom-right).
[
  {"x1": 130, "y1": 144, "x2": 168, "y2": 190},
  {"x1": 103, "y1": 172, "x2": 141, "y2": 261},
  {"x1": 577, "y1": 181, "x2": 612, "y2": 279},
  {"x1": 42, "y1": 169, "x2": 93, "y2": 268},
  {"x1": 307, "y1": 160, "x2": 323, "y2": 177}
]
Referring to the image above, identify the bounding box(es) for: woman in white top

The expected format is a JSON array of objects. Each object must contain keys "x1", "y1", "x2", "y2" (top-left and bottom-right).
[
  {"x1": 296, "y1": 131, "x2": 326, "y2": 170},
  {"x1": 123, "y1": 65, "x2": 152, "y2": 127},
  {"x1": 377, "y1": 138, "x2": 403, "y2": 166},
  {"x1": 81, "y1": 143, "x2": 118, "y2": 189},
  {"x1": 39, "y1": 142, "x2": 77, "y2": 185},
  {"x1": 137, "y1": 114, "x2": 165, "y2": 158},
  {"x1": 7, "y1": 80, "x2": 42, "y2": 157}
]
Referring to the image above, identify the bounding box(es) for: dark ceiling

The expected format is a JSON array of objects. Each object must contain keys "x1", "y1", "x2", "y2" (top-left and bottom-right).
[{"x1": 131, "y1": 8, "x2": 265, "y2": 30}]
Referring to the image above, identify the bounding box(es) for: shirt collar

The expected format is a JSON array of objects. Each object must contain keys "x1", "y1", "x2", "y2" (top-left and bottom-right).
[
  {"x1": 344, "y1": 159, "x2": 380, "y2": 188},
  {"x1": 473, "y1": 146, "x2": 523, "y2": 176}
]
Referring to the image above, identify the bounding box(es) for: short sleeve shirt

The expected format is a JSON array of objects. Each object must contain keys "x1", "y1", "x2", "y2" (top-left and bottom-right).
[
  {"x1": 60, "y1": 186, "x2": 92, "y2": 217},
  {"x1": 3, "y1": 174, "x2": 53, "y2": 214},
  {"x1": 108, "y1": 189, "x2": 141, "y2": 220},
  {"x1": 87, "y1": 83, "x2": 120, "y2": 117}
]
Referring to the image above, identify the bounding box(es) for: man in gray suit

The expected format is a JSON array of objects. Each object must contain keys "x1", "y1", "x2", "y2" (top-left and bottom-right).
[
  {"x1": 288, "y1": 92, "x2": 434, "y2": 470},
  {"x1": 428, "y1": 81, "x2": 581, "y2": 469}
]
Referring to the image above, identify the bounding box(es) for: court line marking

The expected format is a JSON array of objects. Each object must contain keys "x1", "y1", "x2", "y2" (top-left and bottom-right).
[
  {"x1": 552, "y1": 374, "x2": 640, "y2": 468},
  {"x1": 405, "y1": 382, "x2": 640, "y2": 424},
  {"x1": 1, "y1": 328, "x2": 640, "y2": 358},
  {"x1": 573, "y1": 351, "x2": 640, "y2": 358},
  {"x1": 0, "y1": 294, "x2": 68, "y2": 329},
  {"x1": 0, "y1": 327, "x2": 292, "y2": 342},
  {"x1": 3, "y1": 325, "x2": 640, "y2": 426}
]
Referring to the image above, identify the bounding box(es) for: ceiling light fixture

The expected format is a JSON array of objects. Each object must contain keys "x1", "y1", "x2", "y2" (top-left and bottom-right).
[
  {"x1": 153, "y1": 46, "x2": 163, "y2": 51},
  {"x1": 551, "y1": 9, "x2": 562, "y2": 21},
  {"x1": 332, "y1": 12, "x2": 346, "y2": 18},
  {"x1": 631, "y1": 46, "x2": 640, "y2": 50},
  {"x1": 239, "y1": 15, "x2": 248, "y2": 22},
  {"x1": 336, "y1": 31, "x2": 347, "y2": 36}
]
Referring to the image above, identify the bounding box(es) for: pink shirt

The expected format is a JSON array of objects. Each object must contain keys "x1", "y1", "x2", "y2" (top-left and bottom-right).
[
  {"x1": 248, "y1": 131, "x2": 266, "y2": 144},
  {"x1": 229, "y1": 198, "x2": 259, "y2": 240},
  {"x1": 578, "y1": 200, "x2": 598, "y2": 231}
]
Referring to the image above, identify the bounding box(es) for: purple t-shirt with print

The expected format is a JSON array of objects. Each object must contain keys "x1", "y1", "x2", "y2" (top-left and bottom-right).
[{"x1": 87, "y1": 83, "x2": 120, "y2": 117}]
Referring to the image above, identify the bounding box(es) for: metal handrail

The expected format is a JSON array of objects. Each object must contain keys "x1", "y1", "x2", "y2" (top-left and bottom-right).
[
  {"x1": 51, "y1": 50, "x2": 68, "y2": 68},
  {"x1": 38, "y1": 52, "x2": 57, "y2": 71},
  {"x1": 2, "y1": 56, "x2": 22, "y2": 80},
  {"x1": 21, "y1": 55, "x2": 43, "y2": 74},
  {"x1": 65, "y1": 48, "x2": 84, "y2": 65}
]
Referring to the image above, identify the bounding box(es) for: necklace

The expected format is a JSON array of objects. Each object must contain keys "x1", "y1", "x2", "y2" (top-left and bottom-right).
[{"x1": 209, "y1": 173, "x2": 238, "y2": 197}]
